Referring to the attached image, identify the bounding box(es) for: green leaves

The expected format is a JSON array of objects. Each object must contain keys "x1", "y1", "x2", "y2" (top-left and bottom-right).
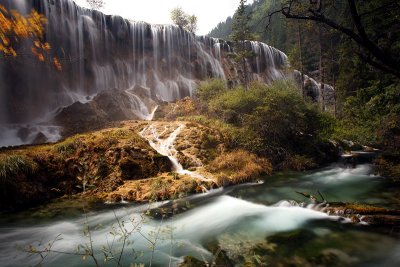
[
  {"x1": 195, "y1": 79, "x2": 334, "y2": 164},
  {"x1": 170, "y1": 7, "x2": 198, "y2": 33}
]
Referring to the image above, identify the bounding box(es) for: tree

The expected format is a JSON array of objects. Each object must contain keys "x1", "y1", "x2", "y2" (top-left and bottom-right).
[
  {"x1": 170, "y1": 7, "x2": 198, "y2": 33},
  {"x1": 0, "y1": 4, "x2": 61, "y2": 70},
  {"x1": 268, "y1": 0, "x2": 400, "y2": 79},
  {"x1": 230, "y1": 0, "x2": 255, "y2": 89},
  {"x1": 86, "y1": 0, "x2": 105, "y2": 10},
  {"x1": 208, "y1": 16, "x2": 233, "y2": 39}
]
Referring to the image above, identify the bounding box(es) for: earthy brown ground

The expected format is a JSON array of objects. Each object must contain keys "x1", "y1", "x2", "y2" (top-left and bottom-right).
[{"x1": 1, "y1": 120, "x2": 265, "y2": 210}]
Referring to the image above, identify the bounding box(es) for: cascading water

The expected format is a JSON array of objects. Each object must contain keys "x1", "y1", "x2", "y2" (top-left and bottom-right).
[
  {"x1": 140, "y1": 124, "x2": 185, "y2": 171},
  {"x1": 140, "y1": 123, "x2": 212, "y2": 182},
  {"x1": 293, "y1": 70, "x2": 335, "y2": 107},
  {"x1": 0, "y1": 0, "x2": 288, "y2": 147},
  {"x1": 248, "y1": 41, "x2": 288, "y2": 82}
]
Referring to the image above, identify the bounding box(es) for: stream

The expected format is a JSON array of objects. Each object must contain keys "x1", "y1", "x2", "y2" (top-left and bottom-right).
[{"x1": 0, "y1": 164, "x2": 399, "y2": 266}]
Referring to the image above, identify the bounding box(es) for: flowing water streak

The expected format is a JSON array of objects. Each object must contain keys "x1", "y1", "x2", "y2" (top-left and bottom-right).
[
  {"x1": 140, "y1": 123, "x2": 212, "y2": 182},
  {"x1": 1, "y1": 164, "x2": 398, "y2": 266},
  {"x1": 0, "y1": 195, "x2": 337, "y2": 267},
  {"x1": 140, "y1": 124, "x2": 185, "y2": 171}
]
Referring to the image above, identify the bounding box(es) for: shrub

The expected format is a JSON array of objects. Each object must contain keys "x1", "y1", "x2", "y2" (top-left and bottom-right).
[
  {"x1": 165, "y1": 97, "x2": 200, "y2": 120},
  {"x1": 149, "y1": 177, "x2": 170, "y2": 201},
  {"x1": 187, "y1": 79, "x2": 336, "y2": 167},
  {"x1": 207, "y1": 150, "x2": 272, "y2": 185},
  {"x1": 54, "y1": 137, "x2": 83, "y2": 155},
  {"x1": 196, "y1": 78, "x2": 227, "y2": 103}
]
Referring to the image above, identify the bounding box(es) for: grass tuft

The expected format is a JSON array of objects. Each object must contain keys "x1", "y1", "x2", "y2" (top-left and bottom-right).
[
  {"x1": 207, "y1": 150, "x2": 272, "y2": 185},
  {"x1": 0, "y1": 155, "x2": 38, "y2": 191}
]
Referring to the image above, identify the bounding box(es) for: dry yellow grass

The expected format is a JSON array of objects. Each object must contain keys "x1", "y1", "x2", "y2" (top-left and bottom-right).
[{"x1": 207, "y1": 150, "x2": 272, "y2": 186}]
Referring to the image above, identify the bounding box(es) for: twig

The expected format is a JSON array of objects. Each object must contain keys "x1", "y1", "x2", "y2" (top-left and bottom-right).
[
  {"x1": 296, "y1": 191, "x2": 318, "y2": 202},
  {"x1": 113, "y1": 210, "x2": 127, "y2": 267},
  {"x1": 317, "y1": 190, "x2": 326, "y2": 202},
  {"x1": 83, "y1": 207, "x2": 100, "y2": 267},
  {"x1": 149, "y1": 216, "x2": 164, "y2": 267}
]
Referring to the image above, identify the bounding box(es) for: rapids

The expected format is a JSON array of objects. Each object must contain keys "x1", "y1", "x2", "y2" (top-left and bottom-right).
[{"x1": 0, "y1": 164, "x2": 399, "y2": 266}]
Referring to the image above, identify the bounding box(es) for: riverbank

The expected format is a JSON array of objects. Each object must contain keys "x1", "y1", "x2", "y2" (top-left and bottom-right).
[
  {"x1": 0, "y1": 120, "x2": 270, "y2": 211},
  {"x1": 1, "y1": 163, "x2": 399, "y2": 267},
  {"x1": 2, "y1": 115, "x2": 397, "y2": 231}
]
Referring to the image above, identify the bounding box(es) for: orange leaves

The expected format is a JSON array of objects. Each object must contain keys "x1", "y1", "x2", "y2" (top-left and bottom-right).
[
  {"x1": 31, "y1": 41, "x2": 51, "y2": 62},
  {"x1": 53, "y1": 57, "x2": 62, "y2": 71},
  {"x1": 0, "y1": 4, "x2": 61, "y2": 71},
  {"x1": 31, "y1": 47, "x2": 44, "y2": 61},
  {"x1": 0, "y1": 4, "x2": 7, "y2": 14},
  {"x1": 42, "y1": 42, "x2": 51, "y2": 51}
]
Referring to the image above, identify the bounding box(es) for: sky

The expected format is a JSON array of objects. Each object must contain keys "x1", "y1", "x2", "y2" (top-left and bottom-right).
[{"x1": 74, "y1": 0, "x2": 254, "y2": 35}]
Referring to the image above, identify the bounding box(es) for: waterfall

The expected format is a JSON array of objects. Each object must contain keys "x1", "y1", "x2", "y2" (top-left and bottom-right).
[
  {"x1": 293, "y1": 70, "x2": 335, "y2": 106},
  {"x1": 0, "y1": 0, "x2": 288, "y2": 147},
  {"x1": 140, "y1": 124, "x2": 185, "y2": 172},
  {"x1": 140, "y1": 123, "x2": 212, "y2": 182},
  {"x1": 248, "y1": 41, "x2": 287, "y2": 82}
]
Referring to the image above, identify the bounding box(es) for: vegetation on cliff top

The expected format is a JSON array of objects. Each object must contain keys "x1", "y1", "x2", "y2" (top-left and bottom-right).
[{"x1": 165, "y1": 79, "x2": 337, "y2": 170}]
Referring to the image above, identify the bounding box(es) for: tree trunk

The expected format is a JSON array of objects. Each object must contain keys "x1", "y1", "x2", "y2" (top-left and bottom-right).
[
  {"x1": 297, "y1": 21, "x2": 305, "y2": 99},
  {"x1": 318, "y1": 25, "x2": 325, "y2": 111}
]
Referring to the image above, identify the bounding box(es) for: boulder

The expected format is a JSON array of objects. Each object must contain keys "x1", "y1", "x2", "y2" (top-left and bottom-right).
[
  {"x1": 54, "y1": 89, "x2": 146, "y2": 136},
  {"x1": 32, "y1": 132, "x2": 47, "y2": 145}
]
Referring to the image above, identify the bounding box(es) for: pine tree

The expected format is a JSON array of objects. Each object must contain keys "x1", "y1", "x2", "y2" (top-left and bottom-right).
[{"x1": 230, "y1": 0, "x2": 254, "y2": 89}]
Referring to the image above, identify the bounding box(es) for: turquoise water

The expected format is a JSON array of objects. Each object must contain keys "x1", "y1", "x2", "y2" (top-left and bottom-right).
[{"x1": 0, "y1": 164, "x2": 399, "y2": 266}]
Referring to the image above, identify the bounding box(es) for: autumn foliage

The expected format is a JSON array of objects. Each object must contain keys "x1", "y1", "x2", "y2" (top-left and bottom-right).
[{"x1": 0, "y1": 4, "x2": 61, "y2": 70}]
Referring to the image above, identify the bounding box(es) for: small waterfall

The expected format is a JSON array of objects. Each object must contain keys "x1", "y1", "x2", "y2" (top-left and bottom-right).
[
  {"x1": 140, "y1": 123, "x2": 212, "y2": 182},
  {"x1": 248, "y1": 41, "x2": 288, "y2": 82},
  {"x1": 140, "y1": 124, "x2": 185, "y2": 171},
  {"x1": 293, "y1": 70, "x2": 335, "y2": 107}
]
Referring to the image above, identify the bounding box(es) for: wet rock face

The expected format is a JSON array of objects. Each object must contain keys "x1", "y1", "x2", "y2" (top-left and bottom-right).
[
  {"x1": 118, "y1": 152, "x2": 172, "y2": 180},
  {"x1": 54, "y1": 89, "x2": 150, "y2": 136}
]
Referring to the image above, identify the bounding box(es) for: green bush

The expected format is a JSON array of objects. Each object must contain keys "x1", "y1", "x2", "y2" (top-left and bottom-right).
[
  {"x1": 54, "y1": 137, "x2": 82, "y2": 155},
  {"x1": 191, "y1": 80, "x2": 336, "y2": 165},
  {"x1": 333, "y1": 82, "x2": 400, "y2": 146},
  {"x1": 195, "y1": 78, "x2": 227, "y2": 103}
]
